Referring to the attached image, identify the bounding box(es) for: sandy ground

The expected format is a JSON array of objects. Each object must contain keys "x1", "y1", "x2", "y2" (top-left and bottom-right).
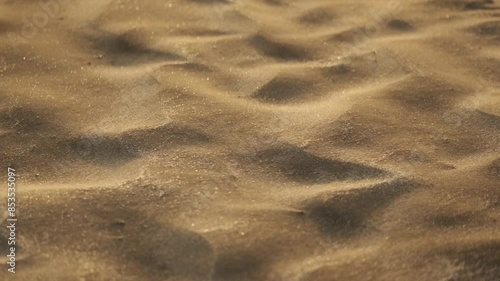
[{"x1": 0, "y1": 0, "x2": 499, "y2": 280}]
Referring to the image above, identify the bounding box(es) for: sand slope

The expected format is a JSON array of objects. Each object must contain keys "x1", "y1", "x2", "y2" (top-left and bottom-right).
[{"x1": 0, "y1": 0, "x2": 499, "y2": 280}]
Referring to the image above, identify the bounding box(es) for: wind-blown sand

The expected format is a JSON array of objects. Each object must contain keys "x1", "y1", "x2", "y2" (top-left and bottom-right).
[{"x1": 0, "y1": 0, "x2": 499, "y2": 280}]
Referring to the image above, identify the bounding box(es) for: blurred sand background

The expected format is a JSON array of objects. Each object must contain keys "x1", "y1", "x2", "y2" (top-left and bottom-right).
[{"x1": 0, "y1": 0, "x2": 499, "y2": 280}]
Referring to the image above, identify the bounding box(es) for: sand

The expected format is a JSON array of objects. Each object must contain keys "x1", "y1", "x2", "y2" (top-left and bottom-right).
[{"x1": 0, "y1": 0, "x2": 499, "y2": 280}]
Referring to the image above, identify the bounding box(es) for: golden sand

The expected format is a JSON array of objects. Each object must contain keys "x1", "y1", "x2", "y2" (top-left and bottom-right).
[{"x1": 0, "y1": 0, "x2": 499, "y2": 280}]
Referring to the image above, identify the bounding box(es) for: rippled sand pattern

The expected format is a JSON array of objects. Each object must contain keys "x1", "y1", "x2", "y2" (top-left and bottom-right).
[{"x1": 0, "y1": 0, "x2": 500, "y2": 280}]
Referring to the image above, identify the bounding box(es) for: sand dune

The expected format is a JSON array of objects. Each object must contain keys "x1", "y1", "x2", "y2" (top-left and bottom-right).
[{"x1": 0, "y1": 0, "x2": 499, "y2": 280}]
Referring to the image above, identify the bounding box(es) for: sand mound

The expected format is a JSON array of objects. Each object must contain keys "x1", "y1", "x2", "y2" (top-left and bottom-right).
[
  {"x1": 250, "y1": 145, "x2": 388, "y2": 183},
  {"x1": 303, "y1": 178, "x2": 420, "y2": 235},
  {"x1": 1, "y1": 0, "x2": 499, "y2": 280}
]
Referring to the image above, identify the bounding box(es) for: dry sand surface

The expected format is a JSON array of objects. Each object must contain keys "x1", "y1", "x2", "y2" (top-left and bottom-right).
[{"x1": 0, "y1": 0, "x2": 500, "y2": 280}]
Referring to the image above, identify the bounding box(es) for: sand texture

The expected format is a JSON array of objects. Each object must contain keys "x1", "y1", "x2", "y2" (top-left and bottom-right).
[{"x1": 0, "y1": 0, "x2": 500, "y2": 280}]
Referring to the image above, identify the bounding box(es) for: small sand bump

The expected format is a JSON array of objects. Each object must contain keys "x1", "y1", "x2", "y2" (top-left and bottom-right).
[
  {"x1": 387, "y1": 19, "x2": 414, "y2": 31},
  {"x1": 298, "y1": 8, "x2": 336, "y2": 26},
  {"x1": 249, "y1": 34, "x2": 312, "y2": 61},
  {"x1": 89, "y1": 30, "x2": 184, "y2": 66},
  {"x1": 251, "y1": 75, "x2": 317, "y2": 103},
  {"x1": 251, "y1": 145, "x2": 388, "y2": 184},
  {"x1": 303, "y1": 178, "x2": 420, "y2": 235}
]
